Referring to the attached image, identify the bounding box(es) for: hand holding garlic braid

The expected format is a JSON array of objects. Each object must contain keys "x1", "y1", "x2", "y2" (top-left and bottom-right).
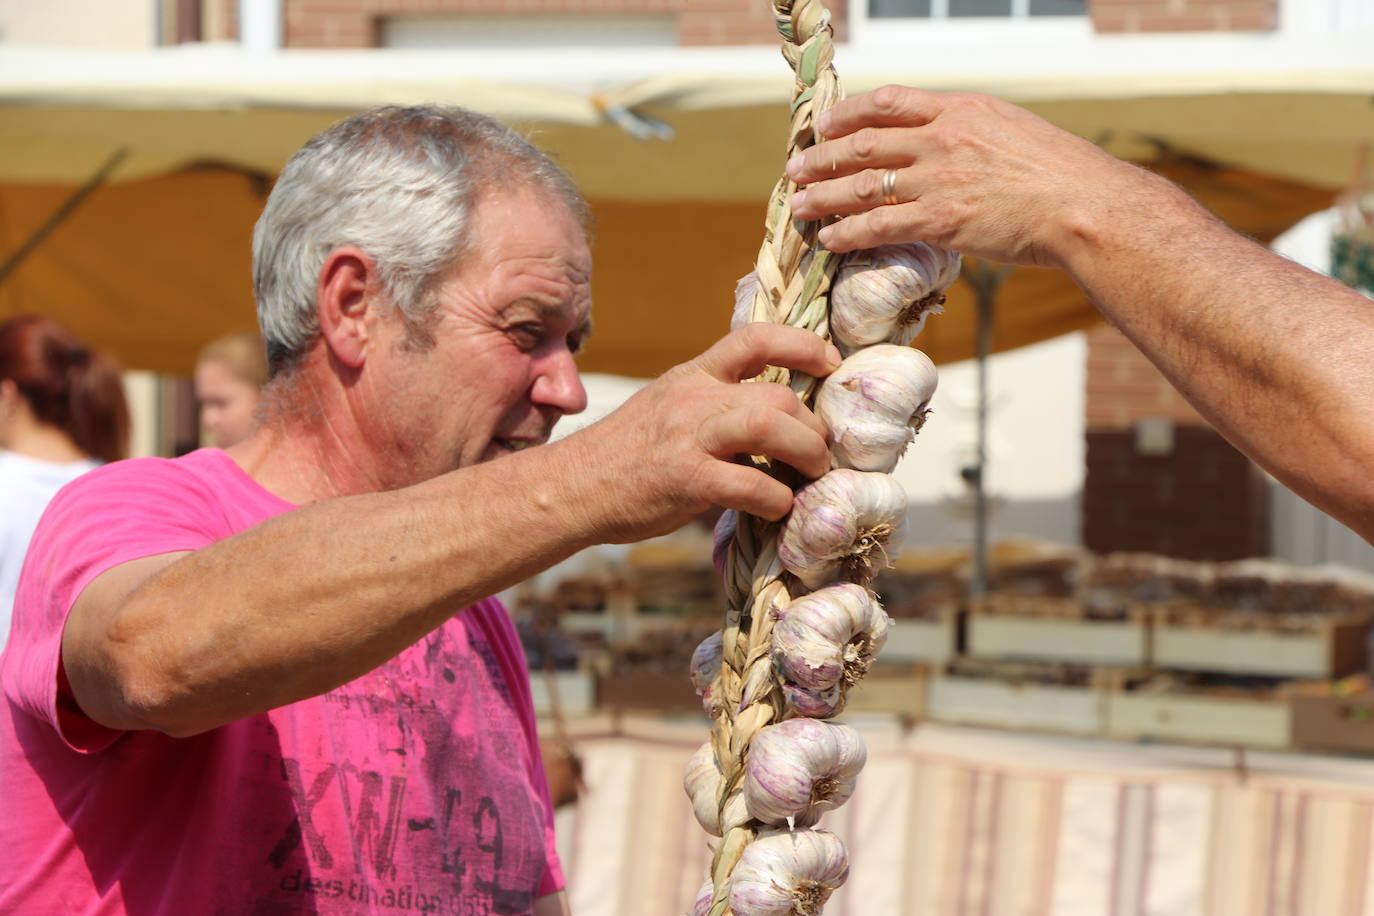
[
  {"x1": 789, "y1": 84, "x2": 1374, "y2": 555},
  {"x1": 565, "y1": 323, "x2": 838, "y2": 543}
]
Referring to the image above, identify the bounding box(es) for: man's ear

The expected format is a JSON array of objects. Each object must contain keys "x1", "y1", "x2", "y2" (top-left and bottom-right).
[{"x1": 316, "y1": 246, "x2": 378, "y2": 369}]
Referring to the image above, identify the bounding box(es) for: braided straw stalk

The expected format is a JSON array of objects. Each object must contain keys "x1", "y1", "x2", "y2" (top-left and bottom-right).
[{"x1": 705, "y1": 3, "x2": 843, "y2": 914}]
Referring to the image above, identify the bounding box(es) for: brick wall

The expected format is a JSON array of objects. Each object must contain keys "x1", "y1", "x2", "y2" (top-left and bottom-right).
[
  {"x1": 1082, "y1": 324, "x2": 1268, "y2": 561},
  {"x1": 206, "y1": 0, "x2": 1282, "y2": 48},
  {"x1": 1092, "y1": 0, "x2": 1277, "y2": 33},
  {"x1": 273, "y1": 0, "x2": 848, "y2": 49}
]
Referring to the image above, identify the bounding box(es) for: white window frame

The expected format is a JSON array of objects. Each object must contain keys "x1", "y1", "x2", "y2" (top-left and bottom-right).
[
  {"x1": 380, "y1": 14, "x2": 679, "y2": 50},
  {"x1": 848, "y1": 0, "x2": 1092, "y2": 47},
  {"x1": 1278, "y1": 0, "x2": 1374, "y2": 34}
]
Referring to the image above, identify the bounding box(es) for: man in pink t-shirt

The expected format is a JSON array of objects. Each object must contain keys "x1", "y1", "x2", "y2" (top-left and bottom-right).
[{"x1": 0, "y1": 106, "x2": 838, "y2": 915}]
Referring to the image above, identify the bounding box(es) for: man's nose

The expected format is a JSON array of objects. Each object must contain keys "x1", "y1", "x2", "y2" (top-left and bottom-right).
[{"x1": 531, "y1": 347, "x2": 588, "y2": 416}]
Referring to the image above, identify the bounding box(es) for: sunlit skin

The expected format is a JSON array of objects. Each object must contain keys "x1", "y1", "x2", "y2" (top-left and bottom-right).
[
  {"x1": 339, "y1": 184, "x2": 593, "y2": 484},
  {"x1": 194, "y1": 359, "x2": 262, "y2": 449},
  {"x1": 787, "y1": 84, "x2": 1374, "y2": 541}
]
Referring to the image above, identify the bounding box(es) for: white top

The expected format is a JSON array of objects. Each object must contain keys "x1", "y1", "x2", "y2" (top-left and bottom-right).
[{"x1": 0, "y1": 450, "x2": 99, "y2": 649}]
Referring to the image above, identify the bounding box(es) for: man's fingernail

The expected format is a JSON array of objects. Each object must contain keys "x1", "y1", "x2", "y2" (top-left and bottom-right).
[
  {"x1": 790, "y1": 191, "x2": 806, "y2": 210},
  {"x1": 816, "y1": 112, "x2": 832, "y2": 135},
  {"x1": 817, "y1": 226, "x2": 833, "y2": 248},
  {"x1": 825, "y1": 343, "x2": 842, "y2": 367},
  {"x1": 786, "y1": 153, "x2": 804, "y2": 175}
]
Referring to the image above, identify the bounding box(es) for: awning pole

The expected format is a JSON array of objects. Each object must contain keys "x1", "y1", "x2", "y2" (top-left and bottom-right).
[
  {"x1": 0, "y1": 147, "x2": 128, "y2": 286},
  {"x1": 962, "y1": 260, "x2": 1012, "y2": 599}
]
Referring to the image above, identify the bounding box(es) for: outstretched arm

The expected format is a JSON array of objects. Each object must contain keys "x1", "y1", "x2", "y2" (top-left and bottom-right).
[
  {"x1": 62, "y1": 324, "x2": 841, "y2": 737},
  {"x1": 787, "y1": 85, "x2": 1374, "y2": 541}
]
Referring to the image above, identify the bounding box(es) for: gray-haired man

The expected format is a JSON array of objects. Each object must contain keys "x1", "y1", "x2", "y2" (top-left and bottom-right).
[{"x1": 1, "y1": 106, "x2": 838, "y2": 915}]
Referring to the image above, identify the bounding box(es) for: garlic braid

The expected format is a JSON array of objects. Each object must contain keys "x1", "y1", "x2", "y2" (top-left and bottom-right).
[{"x1": 706, "y1": 4, "x2": 843, "y2": 914}]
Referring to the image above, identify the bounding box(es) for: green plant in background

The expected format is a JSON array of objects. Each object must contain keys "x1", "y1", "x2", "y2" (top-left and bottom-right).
[{"x1": 1331, "y1": 229, "x2": 1374, "y2": 297}]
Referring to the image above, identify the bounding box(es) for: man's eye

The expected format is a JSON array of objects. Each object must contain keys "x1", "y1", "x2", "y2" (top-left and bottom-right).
[{"x1": 510, "y1": 324, "x2": 543, "y2": 348}]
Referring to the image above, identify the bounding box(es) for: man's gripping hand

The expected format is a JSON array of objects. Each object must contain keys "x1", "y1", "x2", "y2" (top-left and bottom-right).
[{"x1": 556, "y1": 323, "x2": 841, "y2": 544}]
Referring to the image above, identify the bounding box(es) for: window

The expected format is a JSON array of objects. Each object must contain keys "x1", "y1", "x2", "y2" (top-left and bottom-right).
[
  {"x1": 869, "y1": 0, "x2": 1086, "y2": 18},
  {"x1": 382, "y1": 15, "x2": 677, "y2": 50}
]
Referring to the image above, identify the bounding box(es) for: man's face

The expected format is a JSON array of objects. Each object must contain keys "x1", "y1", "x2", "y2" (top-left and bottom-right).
[{"x1": 367, "y1": 185, "x2": 592, "y2": 482}]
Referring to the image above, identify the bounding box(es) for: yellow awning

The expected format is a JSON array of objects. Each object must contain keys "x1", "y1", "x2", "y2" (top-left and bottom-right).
[{"x1": 0, "y1": 40, "x2": 1365, "y2": 375}]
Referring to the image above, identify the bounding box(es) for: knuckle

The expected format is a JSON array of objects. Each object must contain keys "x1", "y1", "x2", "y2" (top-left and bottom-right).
[
  {"x1": 856, "y1": 169, "x2": 884, "y2": 203},
  {"x1": 850, "y1": 127, "x2": 880, "y2": 162},
  {"x1": 758, "y1": 382, "x2": 800, "y2": 412},
  {"x1": 866, "y1": 206, "x2": 900, "y2": 236},
  {"x1": 742, "y1": 406, "x2": 776, "y2": 443},
  {"x1": 871, "y1": 84, "x2": 907, "y2": 117},
  {"x1": 734, "y1": 320, "x2": 765, "y2": 351}
]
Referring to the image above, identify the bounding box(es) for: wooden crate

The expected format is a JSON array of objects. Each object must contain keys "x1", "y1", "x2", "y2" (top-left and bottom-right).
[
  {"x1": 1152, "y1": 613, "x2": 1370, "y2": 679},
  {"x1": 927, "y1": 674, "x2": 1105, "y2": 736},
  {"x1": 844, "y1": 664, "x2": 928, "y2": 717},
  {"x1": 1105, "y1": 691, "x2": 1291, "y2": 749},
  {"x1": 879, "y1": 608, "x2": 960, "y2": 664},
  {"x1": 595, "y1": 671, "x2": 703, "y2": 714},
  {"x1": 1291, "y1": 694, "x2": 1374, "y2": 754},
  {"x1": 530, "y1": 670, "x2": 595, "y2": 717},
  {"x1": 967, "y1": 602, "x2": 1149, "y2": 667}
]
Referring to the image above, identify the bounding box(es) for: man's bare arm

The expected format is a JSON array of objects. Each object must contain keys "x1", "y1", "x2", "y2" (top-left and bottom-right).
[
  {"x1": 786, "y1": 86, "x2": 1374, "y2": 542},
  {"x1": 62, "y1": 324, "x2": 840, "y2": 738}
]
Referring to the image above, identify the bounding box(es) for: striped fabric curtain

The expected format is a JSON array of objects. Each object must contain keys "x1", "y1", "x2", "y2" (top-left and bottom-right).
[{"x1": 553, "y1": 718, "x2": 1374, "y2": 916}]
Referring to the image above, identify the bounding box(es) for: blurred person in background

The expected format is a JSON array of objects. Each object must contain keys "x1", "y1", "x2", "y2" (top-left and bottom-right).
[
  {"x1": 194, "y1": 331, "x2": 267, "y2": 448},
  {"x1": 0, "y1": 315, "x2": 128, "y2": 648}
]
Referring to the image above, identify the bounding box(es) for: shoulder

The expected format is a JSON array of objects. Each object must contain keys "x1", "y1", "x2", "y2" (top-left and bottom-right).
[{"x1": 47, "y1": 449, "x2": 240, "y2": 515}]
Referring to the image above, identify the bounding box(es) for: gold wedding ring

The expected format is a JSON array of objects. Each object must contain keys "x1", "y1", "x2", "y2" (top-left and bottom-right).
[{"x1": 881, "y1": 168, "x2": 900, "y2": 206}]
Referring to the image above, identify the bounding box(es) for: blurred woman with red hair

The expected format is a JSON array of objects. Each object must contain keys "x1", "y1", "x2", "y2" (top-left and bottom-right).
[{"x1": 0, "y1": 316, "x2": 129, "y2": 647}]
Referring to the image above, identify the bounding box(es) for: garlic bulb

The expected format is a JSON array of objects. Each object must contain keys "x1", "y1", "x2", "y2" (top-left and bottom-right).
[
  {"x1": 729, "y1": 828, "x2": 850, "y2": 916},
  {"x1": 779, "y1": 469, "x2": 908, "y2": 589},
  {"x1": 774, "y1": 583, "x2": 890, "y2": 695},
  {"x1": 782, "y1": 682, "x2": 844, "y2": 719},
  {"x1": 712, "y1": 509, "x2": 738, "y2": 576},
  {"x1": 690, "y1": 631, "x2": 724, "y2": 718},
  {"x1": 815, "y1": 345, "x2": 938, "y2": 473},
  {"x1": 830, "y1": 243, "x2": 960, "y2": 353},
  {"x1": 732, "y1": 271, "x2": 761, "y2": 330},
  {"x1": 684, "y1": 740, "x2": 748, "y2": 836},
  {"x1": 743, "y1": 718, "x2": 867, "y2": 825},
  {"x1": 692, "y1": 878, "x2": 713, "y2": 916}
]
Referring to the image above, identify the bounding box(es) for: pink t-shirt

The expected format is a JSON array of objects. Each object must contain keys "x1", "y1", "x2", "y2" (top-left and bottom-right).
[{"x1": 0, "y1": 449, "x2": 563, "y2": 915}]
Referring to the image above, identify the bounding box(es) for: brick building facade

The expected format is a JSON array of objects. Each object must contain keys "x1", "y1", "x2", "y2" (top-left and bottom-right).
[{"x1": 199, "y1": 0, "x2": 1279, "y2": 48}]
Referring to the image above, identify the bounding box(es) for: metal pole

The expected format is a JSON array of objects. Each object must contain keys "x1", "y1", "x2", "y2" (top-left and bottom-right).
[
  {"x1": 0, "y1": 148, "x2": 129, "y2": 286},
  {"x1": 961, "y1": 261, "x2": 1011, "y2": 599}
]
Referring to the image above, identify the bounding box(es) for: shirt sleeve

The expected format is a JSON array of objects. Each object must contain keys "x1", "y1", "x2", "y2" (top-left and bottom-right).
[{"x1": 0, "y1": 458, "x2": 227, "y2": 752}]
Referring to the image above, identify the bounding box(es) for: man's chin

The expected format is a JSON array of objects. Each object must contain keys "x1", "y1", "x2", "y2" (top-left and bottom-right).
[{"x1": 480, "y1": 437, "x2": 544, "y2": 463}]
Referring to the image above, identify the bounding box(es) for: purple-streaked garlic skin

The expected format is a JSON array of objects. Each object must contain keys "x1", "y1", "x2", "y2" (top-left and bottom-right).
[
  {"x1": 692, "y1": 879, "x2": 713, "y2": 916},
  {"x1": 783, "y1": 682, "x2": 844, "y2": 719},
  {"x1": 729, "y1": 827, "x2": 851, "y2": 916},
  {"x1": 778, "y1": 469, "x2": 909, "y2": 590},
  {"x1": 816, "y1": 345, "x2": 940, "y2": 473},
  {"x1": 690, "y1": 631, "x2": 724, "y2": 718},
  {"x1": 712, "y1": 509, "x2": 738, "y2": 576},
  {"x1": 743, "y1": 718, "x2": 868, "y2": 825},
  {"x1": 830, "y1": 243, "x2": 960, "y2": 353},
  {"x1": 773, "y1": 583, "x2": 891, "y2": 692}
]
